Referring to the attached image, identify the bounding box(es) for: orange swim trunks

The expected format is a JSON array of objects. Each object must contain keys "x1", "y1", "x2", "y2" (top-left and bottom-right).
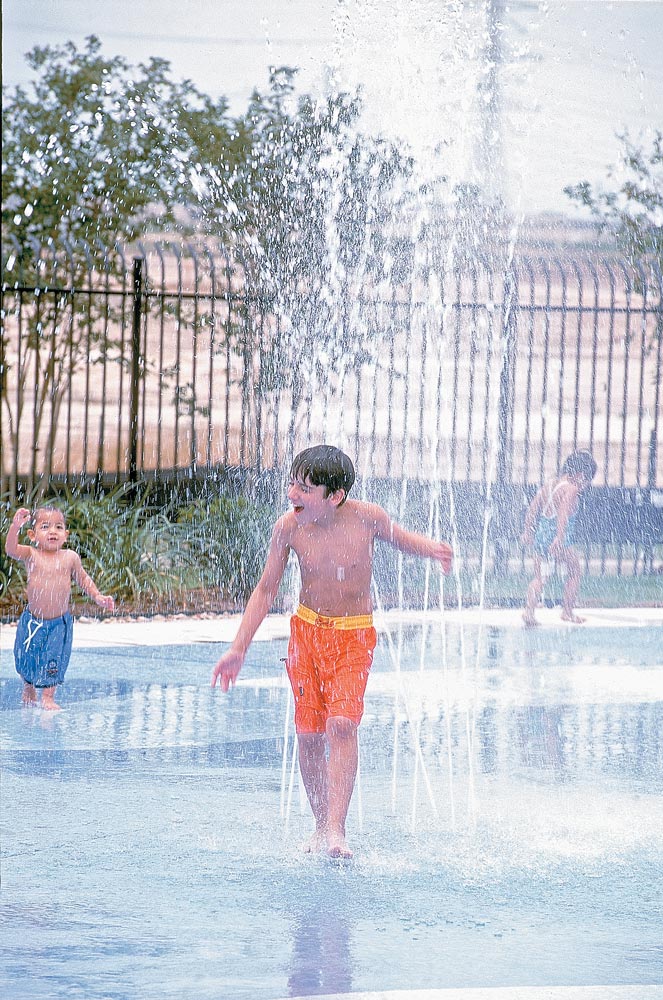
[{"x1": 286, "y1": 604, "x2": 378, "y2": 734}]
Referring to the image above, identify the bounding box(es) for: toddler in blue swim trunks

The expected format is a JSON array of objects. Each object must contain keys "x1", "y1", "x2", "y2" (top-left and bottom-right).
[
  {"x1": 5, "y1": 506, "x2": 114, "y2": 709},
  {"x1": 521, "y1": 451, "x2": 597, "y2": 627}
]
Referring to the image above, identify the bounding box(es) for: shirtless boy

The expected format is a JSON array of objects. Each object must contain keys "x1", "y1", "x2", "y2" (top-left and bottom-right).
[
  {"x1": 521, "y1": 450, "x2": 597, "y2": 627},
  {"x1": 211, "y1": 445, "x2": 453, "y2": 859},
  {"x1": 6, "y1": 506, "x2": 115, "y2": 709}
]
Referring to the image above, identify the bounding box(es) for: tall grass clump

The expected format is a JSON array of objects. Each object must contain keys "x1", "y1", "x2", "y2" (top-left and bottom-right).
[
  {"x1": 176, "y1": 495, "x2": 275, "y2": 602},
  {"x1": 64, "y1": 485, "x2": 195, "y2": 605},
  {"x1": 0, "y1": 485, "x2": 202, "y2": 613},
  {"x1": 0, "y1": 487, "x2": 276, "y2": 615}
]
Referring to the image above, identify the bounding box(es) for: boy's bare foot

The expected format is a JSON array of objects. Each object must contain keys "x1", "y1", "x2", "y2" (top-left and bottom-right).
[
  {"x1": 40, "y1": 690, "x2": 62, "y2": 711},
  {"x1": 22, "y1": 685, "x2": 37, "y2": 706},
  {"x1": 301, "y1": 830, "x2": 327, "y2": 854},
  {"x1": 326, "y1": 829, "x2": 353, "y2": 860},
  {"x1": 522, "y1": 611, "x2": 539, "y2": 628},
  {"x1": 561, "y1": 611, "x2": 585, "y2": 624}
]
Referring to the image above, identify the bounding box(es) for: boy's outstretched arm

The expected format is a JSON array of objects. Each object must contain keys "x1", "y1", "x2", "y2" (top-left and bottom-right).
[
  {"x1": 72, "y1": 555, "x2": 115, "y2": 611},
  {"x1": 211, "y1": 518, "x2": 290, "y2": 692},
  {"x1": 374, "y1": 508, "x2": 453, "y2": 573},
  {"x1": 5, "y1": 508, "x2": 32, "y2": 561}
]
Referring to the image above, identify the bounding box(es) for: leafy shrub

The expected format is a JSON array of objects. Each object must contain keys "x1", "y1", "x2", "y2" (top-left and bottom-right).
[
  {"x1": 0, "y1": 487, "x2": 276, "y2": 611},
  {"x1": 63, "y1": 485, "x2": 196, "y2": 603},
  {"x1": 0, "y1": 485, "x2": 200, "y2": 608},
  {"x1": 0, "y1": 500, "x2": 21, "y2": 599},
  {"x1": 176, "y1": 494, "x2": 275, "y2": 601}
]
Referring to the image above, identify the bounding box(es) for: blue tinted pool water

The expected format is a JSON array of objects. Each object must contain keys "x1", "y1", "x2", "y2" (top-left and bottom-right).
[{"x1": 1, "y1": 622, "x2": 662, "y2": 999}]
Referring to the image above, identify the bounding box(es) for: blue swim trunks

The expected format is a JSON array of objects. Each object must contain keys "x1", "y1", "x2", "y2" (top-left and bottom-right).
[
  {"x1": 14, "y1": 609, "x2": 73, "y2": 688},
  {"x1": 534, "y1": 513, "x2": 577, "y2": 557}
]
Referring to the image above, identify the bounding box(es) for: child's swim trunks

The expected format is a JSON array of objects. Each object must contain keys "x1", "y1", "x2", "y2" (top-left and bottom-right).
[
  {"x1": 286, "y1": 604, "x2": 377, "y2": 734},
  {"x1": 14, "y1": 608, "x2": 73, "y2": 688},
  {"x1": 534, "y1": 513, "x2": 577, "y2": 556},
  {"x1": 533, "y1": 481, "x2": 578, "y2": 557}
]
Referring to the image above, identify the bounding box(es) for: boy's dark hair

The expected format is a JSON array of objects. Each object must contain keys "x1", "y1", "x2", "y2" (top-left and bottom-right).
[
  {"x1": 562, "y1": 450, "x2": 597, "y2": 481},
  {"x1": 31, "y1": 504, "x2": 66, "y2": 525},
  {"x1": 290, "y1": 445, "x2": 355, "y2": 505}
]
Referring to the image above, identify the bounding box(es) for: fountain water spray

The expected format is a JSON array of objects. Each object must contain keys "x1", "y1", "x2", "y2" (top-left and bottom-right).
[{"x1": 271, "y1": 0, "x2": 528, "y2": 842}]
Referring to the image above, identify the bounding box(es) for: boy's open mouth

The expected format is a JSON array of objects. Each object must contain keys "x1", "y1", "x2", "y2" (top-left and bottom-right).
[{"x1": 293, "y1": 504, "x2": 304, "y2": 513}]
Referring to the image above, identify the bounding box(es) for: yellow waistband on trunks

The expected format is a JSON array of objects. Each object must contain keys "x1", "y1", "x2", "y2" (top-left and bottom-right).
[{"x1": 295, "y1": 604, "x2": 373, "y2": 630}]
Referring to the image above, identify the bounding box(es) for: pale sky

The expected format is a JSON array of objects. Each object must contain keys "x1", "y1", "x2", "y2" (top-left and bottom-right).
[{"x1": 3, "y1": 0, "x2": 663, "y2": 215}]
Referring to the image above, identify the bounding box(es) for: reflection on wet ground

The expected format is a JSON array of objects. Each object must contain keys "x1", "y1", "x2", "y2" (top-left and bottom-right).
[{"x1": 1, "y1": 621, "x2": 662, "y2": 999}]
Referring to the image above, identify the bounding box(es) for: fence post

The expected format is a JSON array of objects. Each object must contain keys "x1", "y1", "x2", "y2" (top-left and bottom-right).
[
  {"x1": 648, "y1": 429, "x2": 658, "y2": 488},
  {"x1": 493, "y1": 264, "x2": 518, "y2": 576},
  {"x1": 129, "y1": 257, "x2": 143, "y2": 484}
]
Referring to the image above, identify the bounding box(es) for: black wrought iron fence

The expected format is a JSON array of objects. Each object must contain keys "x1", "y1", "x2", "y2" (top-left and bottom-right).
[{"x1": 2, "y1": 239, "x2": 662, "y2": 574}]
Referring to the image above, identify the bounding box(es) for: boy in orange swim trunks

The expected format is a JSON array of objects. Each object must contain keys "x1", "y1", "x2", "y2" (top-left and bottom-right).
[{"x1": 211, "y1": 445, "x2": 452, "y2": 859}]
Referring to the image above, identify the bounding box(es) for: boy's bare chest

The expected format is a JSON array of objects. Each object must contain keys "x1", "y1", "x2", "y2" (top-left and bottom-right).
[
  {"x1": 292, "y1": 527, "x2": 373, "y2": 578},
  {"x1": 27, "y1": 552, "x2": 72, "y2": 583}
]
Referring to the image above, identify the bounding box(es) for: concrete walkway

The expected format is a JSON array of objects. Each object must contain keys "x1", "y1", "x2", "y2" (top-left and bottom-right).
[{"x1": 1, "y1": 605, "x2": 661, "y2": 651}]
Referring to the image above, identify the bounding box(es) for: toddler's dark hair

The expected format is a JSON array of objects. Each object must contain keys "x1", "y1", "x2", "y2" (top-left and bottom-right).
[
  {"x1": 562, "y1": 450, "x2": 597, "y2": 481},
  {"x1": 290, "y1": 445, "x2": 355, "y2": 505},
  {"x1": 31, "y1": 504, "x2": 66, "y2": 525}
]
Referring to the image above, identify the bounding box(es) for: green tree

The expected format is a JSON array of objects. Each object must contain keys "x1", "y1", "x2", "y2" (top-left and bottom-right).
[
  {"x1": 1, "y1": 36, "x2": 239, "y2": 497},
  {"x1": 201, "y1": 68, "x2": 414, "y2": 453},
  {"x1": 564, "y1": 129, "x2": 663, "y2": 267},
  {"x1": 565, "y1": 130, "x2": 662, "y2": 447},
  {"x1": 2, "y1": 40, "x2": 417, "y2": 493},
  {"x1": 2, "y1": 35, "x2": 236, "y2": 251}
]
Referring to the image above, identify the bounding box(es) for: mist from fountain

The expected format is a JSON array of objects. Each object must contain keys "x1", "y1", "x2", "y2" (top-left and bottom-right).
[{"x1": 268, "y1": 0, "x2": 530, "y2": 846}]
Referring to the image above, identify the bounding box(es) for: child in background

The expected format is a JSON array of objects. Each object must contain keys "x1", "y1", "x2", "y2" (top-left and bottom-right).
[
  {"x1": 521, "y1": 451, "x2": 597, "y2": 627},
  {"x1": 5, "y1": 506, "x2": 115, "y2": 709}
]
